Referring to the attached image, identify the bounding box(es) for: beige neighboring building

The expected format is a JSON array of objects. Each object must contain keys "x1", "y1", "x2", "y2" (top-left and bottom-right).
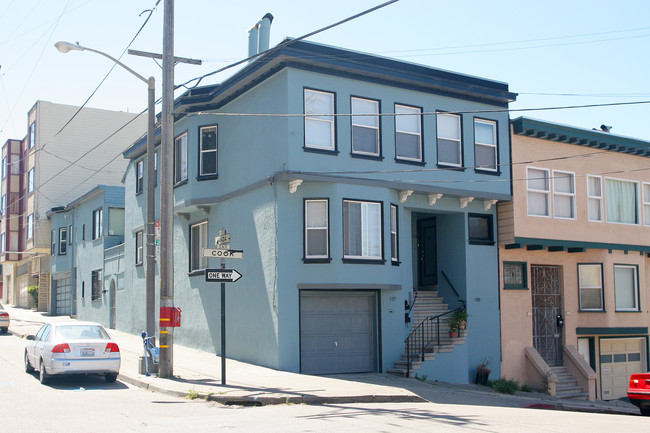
[
  {"x1": 499, "y1": 117, "x2": 650, "y2": 401},
  {"x1": 0, "y1": 101, "x2": 145, "y2": 311}
]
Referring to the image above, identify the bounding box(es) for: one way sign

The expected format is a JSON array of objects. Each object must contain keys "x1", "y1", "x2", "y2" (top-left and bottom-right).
[{"x1": 205, "y1": 268, "x2": 243, "y2": 283}]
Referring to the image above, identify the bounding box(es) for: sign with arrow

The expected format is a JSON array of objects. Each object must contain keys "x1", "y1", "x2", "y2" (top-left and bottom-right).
[{"x1": 205, "y1": 268, "x2": 242, "y2": 283}]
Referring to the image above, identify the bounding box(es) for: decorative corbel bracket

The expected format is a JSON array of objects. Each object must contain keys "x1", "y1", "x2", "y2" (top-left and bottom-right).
[
  {"x1": 428, "y1": 193, "x2": 443, "y2": 206},
  {"x1": 197, "y1": 205, "x2": 211, "y2": 215},
  {"x1": 459, "y1": 196, "x2": 474, "y2": 209},
  {"x1": 289, "y1": 179, "x2": 303, "y2": 194},
  {"x1": 399, "y1": 190, "x2": 413, "y2": 203},
  {"x1": 483, "y1": 199, "x2": 498, "y2": 211},
  {"x1": 177, "y1": 212, "x2": 190, "y2": 221}
]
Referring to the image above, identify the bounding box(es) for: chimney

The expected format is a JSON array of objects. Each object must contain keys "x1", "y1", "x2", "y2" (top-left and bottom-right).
[{"x1": 248, "y1": 13, "x2": 274, "y2": 59}]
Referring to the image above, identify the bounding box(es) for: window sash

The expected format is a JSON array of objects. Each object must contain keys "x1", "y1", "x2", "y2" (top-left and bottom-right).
[
  {"x1": 578, "y1": 264, "x2": 603, "y2": 311},
  {"x1": 27, "y1": 214, "x2": 34, "y2": 239},
  {"x1": 553, "y1": 171, "x2": 575, "y2": 219},
  {"x1": 614, "y1": 265, "x2": 638, "y2": 311},
  {"x1": 437, "y1": 113, "x2": 461, "y2": 166},
  {"x1": 351, "y1": 98, "x2": 380, "y2": 156},
  {"x1": 200, "y1": 126, "x2": 218, "y2": 176},
  {"x1": 343, "y1": 200, "x2": 382, "y2": 260},
  {"x1": 136, "y1": 160, "x2": 144, "y2": 193},
  {"x1": 93, "y1": 209, "x2": 103, "y2": 240},
  {"x1": 27, "y1": 169, "x2": 34, "y2": 194},
  {"x1": 390, "y1": 204, "x2": 398, "y2": 262},
  {"x1": 474, "y1": 119, "x2": 497, "y2": 171},
  {"x1": 305, "y1": 200, "x2": 329, "y2": 258},
  {"x1": 135, "y1": 231, "x2": 143, "y2": 265},
  {"x1": 51, "y1": 230, "x2": 56, "y2": 255},
  {"x1": 59, "y1": 228, "x2": 67, "y2": 255},
  {"x1": 605, "y1": 178, "x2": 638, "y2": 224},
  {"x1": 91, "y1": 270, "x2": 102, "y2": 301},
  {"x1": 174, "y1": 133, "x2": 188, "y2": 183},
  {"x1": 587, "y1": 175, "x2": 603, "y2": 222},
  {"x1": 304, "y1": 89, "x2": 335, "y2": 150},
  {"x1": 190, "y1": 221, "x2": 208, "y2": 271},
  {"x1": 395, "y1": 104, "x2": 422, "y2": 161},
  {"x1": 527, "y1": 167, "x2": 550, "y2": 216},
  {"x1": 643, "y1": 183, "x2": 650, "y2": 227}
]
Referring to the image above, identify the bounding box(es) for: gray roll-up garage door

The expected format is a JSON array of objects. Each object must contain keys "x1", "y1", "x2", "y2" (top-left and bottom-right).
[
  {"x1": 55, "y1": 278, "x2": 72, "y2": 316},
  {"x1": 300, "y1": 291, "x2": 377, "y2": 374}
]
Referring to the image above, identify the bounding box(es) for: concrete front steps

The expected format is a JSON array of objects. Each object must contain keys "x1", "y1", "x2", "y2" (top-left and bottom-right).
[
  {"x1": 388, "y1": 290, "x2": 467, "y2": 377},
  {"x1": 551, "y1": 366, "x2": 589, "y2": 399}
]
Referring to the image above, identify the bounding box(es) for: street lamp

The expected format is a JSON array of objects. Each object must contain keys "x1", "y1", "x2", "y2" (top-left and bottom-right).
[{"x1": 55, "y1": 41, "x2": 157, "y2": 340}]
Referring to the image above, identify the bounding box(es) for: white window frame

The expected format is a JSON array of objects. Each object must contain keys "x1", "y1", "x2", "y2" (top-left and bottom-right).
[
  {"x1": 0, "y1": 194, "x2": 5, "y2": 217},
  {"x1": 51, "y1": 230, "x2": 56, "y2": 255},
  {"x1": 390, "y1": 204, "x2": 398, "y2": 263},
  {"x1": 351, "y1": 97, "x2": 380, "y2": 157},
  {"x1": 436, "y1": 112, "x2": 462, "y2": 167},
  {"x1": 27, "y1": 213, "x2": 34, "y2": 240},
  {"x1": 1, "y1": 156, "x2": 6, "y2": 179},
  {"x1": 552, "y1": 170, "x2": 575, "y2": 219},
  {"x1": 199, "y1": 125, "x2": 218, "y2": 176},
  {"x1": 474, "y1": 118, "x2": 497, "y2": 172},
  {"x1": 578, "y1": 264, "x2": 604, "y2": 311},
  {"x1": 0, "y1": 232, "x2": 4, "y2": 254},
  {"x1": 190, "y1": 220, "x2": 208, "y2": 271},
  {"x1": 174, "y1": 132, "x2": 188, "y2": 184},
  {"x1": 28, "y1": 121, "x2": 35, "y2": 149},
  {"x1": 526, "y1": 167, "x2": 550, "y2": 217},
  {"x1": 587, "y1": 175, "x2": 603, "y2": 222},
  {"x1": 136, "y1": 160, "x2": 144, "y2": 194},
  {"x1": 604, "y1": 177, "x2": 639, "y2": 225},
  {"x1": 27, "y1": 168, "x2": 34, "y2": 194},
  {"x1": 304, "y1": 89, "x2": 335, "y2": 151},
  {"x1": 614, "y1": 264, "x2": 639, "y2": 312},
  {"x1": 304, "y1": 199, "x2": 329, "y2": 260},
  {"x1": 643, "y1": 182, "x2": 650, "y2": 227},
  {"x1": 135, "y1": 231, "x2": 143, "y2": 265},
  {"x1": 92, "y1": 208, "x2": 103, "y2": 240},
  {"x1": 58, "y1": 227, "x2": 67, "y2": 255},
  {"x1": 395, "y1": 104, "x2": 422, "y2": 162},
  {"x1": 343, "y1": 199, "x2": 383, "y2": 261}
]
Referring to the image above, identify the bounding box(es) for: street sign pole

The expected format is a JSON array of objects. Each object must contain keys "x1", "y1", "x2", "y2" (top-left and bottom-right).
[{"x1": 220, "y1": 257, "x2": 226, "y2": 385}]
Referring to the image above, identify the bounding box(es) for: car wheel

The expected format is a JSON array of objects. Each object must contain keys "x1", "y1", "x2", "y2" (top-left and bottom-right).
[
  {"x1": 39, "y1": 359, "x2": 50, "y2": 384},
  {"x1": 105, "y1": 373, "x2": 118, "y2": 383},
  {"x1": 24, "y1": 351, "x2": 34, "y2": 373}
]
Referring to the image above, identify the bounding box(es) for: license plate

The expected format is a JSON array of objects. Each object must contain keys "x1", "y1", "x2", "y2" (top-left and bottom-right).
[{"x1": 81, "y1": 348, "x2": 94, "y2": 357}]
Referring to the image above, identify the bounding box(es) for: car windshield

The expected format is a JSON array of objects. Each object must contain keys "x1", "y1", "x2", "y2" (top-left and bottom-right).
[{"x1": 56, "y1": 325, "x2": 109, "y2": 340}]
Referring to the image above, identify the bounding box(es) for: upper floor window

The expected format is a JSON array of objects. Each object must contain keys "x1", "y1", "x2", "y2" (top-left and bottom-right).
[
  {"x1": 68, "y1": 225, "x2": 72, "y2": 244},
  {"x1": 390, "y1": 204, "x2": 399, "y2": 263},
  {"x1": 395, "y1": 104, "x2": 422, "y2": 162},
  {"x1": 199, "y1": 126, "x2": 218, "y2": 176},
  {"x1": 135, "y1": 231, "x2": 143, "y2": 265},
  {"x1": 91, "y1": 269, "x2": 102, "y2": 301},
  {"x1": 587, "y1": 175, "x2": 603, "y2": 222},
  {"x1": 437, "y1": 113, "x2": 462, "y2": 167},
  {"x1": 189, "y1": 220, "x2": 208, "y2": 271},
  {"x1": 304, "y1": 199, "x2": 329, "y2": 260},
  {"x1": 553, "y1": 171, "x2": 575, "y2": 219},
  {"x1": 474, "y1": 119, "x2": 497, "y2": 171},
  {"x1": 51, "y1": 230, "x2": 56, "y2": 255},
  {"x1": 28, "y1": 121, "x2": 36, "y2": 149},
  {"x1": 578, "y1": 264, "x2": 603, "y2": 311},
  {"x1": 643, "y1": 183, "x2": 650, "y2": 227},
  {"x1": 468, "y1": 213, "x2": 494, "y2": 245},
  {"x1": 351, "y1": 97, "x2": 380, "y2": 157},
  {"x1": 304, "y1": 89, "x2": 335, "y2": 151},
  {"x1": 59, "y1": 227, "x2": 67, "y2": 255},
  {"x1": 92, "y1": 208, "x2": 103, "y2": 240},
  {"x1": 174, "y1": 133, "x2": 188, "y2": 184},
  {"x1": 108, "y1": 208, "x2": 125, "y2": 236},
  {"x1": 1, "y1": 156, "x2": 6, "y2": 179},
  {"x1": 136, "y1": 160, "x2": 144, "y2": 194},
  {"x1": 27, "y1": 213, "x2": 34, "y2": 240},
  {"x1": 614, "y1": 264, "x2": 638, "y2": 311},
  {"x1": 343, "y1": 199, "x2": 382, "y2": 261},
  {"x1": 27, "y1": 168, "x2": 34, "y2": 194},
  {"x1": 0, "y1": 194, "x2": 5, "y2": 218},
  {"x1": 0, "y1": 232, "x2": 5, "y2": 254},
  {"x1": 605, "y1": 178, "x2": 638, "y2": 224},
  {"x1": 527, "y1": 167, "x2": 550, "y2": 217}
]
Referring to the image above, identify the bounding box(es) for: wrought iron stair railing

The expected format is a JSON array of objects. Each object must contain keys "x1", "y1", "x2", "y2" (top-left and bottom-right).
[{"x1": 405, "y1": 307, "x2": 460, "y2": 377}]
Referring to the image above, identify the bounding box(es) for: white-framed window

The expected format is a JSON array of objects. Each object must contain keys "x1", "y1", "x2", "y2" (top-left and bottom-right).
[
  {"x1": 51, "y1": 230, "x2": 56, "y2": 255},
  {"x1": 351, "y1": 97, "x2": 380, "y2": 156},
  {"x1": 587, "y1": 175, "x2": 603, "y2": 222},
  {"x1": 0, "y1": 194, "x2": 5, "y2": 217},
  {"x1": 527, "y1": 167, "x2": 550, "y2": 217},
  {"x1": 390, "y1": 204, "x2": 398, "y2": 263},
  {"x1": 553, "y1": 170, "x2": 575, "y2": 219},
  {"x1": 304, "y1": 89, "x2": 335, "y2": 151},
  {"x1": 614, "y1": 264, "x2": 639, "y2": 311},
  {"x1": 578, "y1": 264, "x2": 603, "y2": 311},
  {"x1": 174, "y1": 133, "x2": 188, "y2": 184},
  {"x1": 395, "y1": 104, "x2": 422, "y2": 162},
  {"x1": 199, "y1": 125, "x2": 218, "y2": 176},
  {"x1": 1, "y1": 156, "x2": 6, "y2": 179},
  {"x1": 643, "y1": 182, "x2": 650, "y2": 226},
  {"x1": 58, "y1": 227, "x2": 67, "y2": 255},
  {"x1": 27, "y1": 168, "x2": 34, "y2": 194},
  {"x1": 190, "y1": 220, "x2": 208, "y2": 271},
  {"x1": 605, "y1": 178, "x2": 638, "y2": 224},
  {"x1": 135, "y1": 160, "x2": 144, "y2": 194},
  {"x1": 92, "y1": 208, "x2": 103, "y2": 240},
  {"x1": 343, "y1": 199, "x2": 382, "y2": 260},
  {"x1": 68, "y1": 225, "x2": 72, "y2": 244},
  {"x1": 28, "y1": 121, "x2": 36, "y2": 149},
  {"x1": 27, "y1": 213, "x2": 34, "y2": 240},
  {"x1": 304, "y1": 199, "x2": 329, "y2": 259},
  {"x1": 437, "y1": 112, "x2": 462, "y2": 166},
  {"x1": 0, "y1": 232, "x2": 5, "y2": 254},
  {"x1": 135, "y1": 231, "x2": 143, "y2": 265},
  {"x1": 474, "y1": 119, "x2": 497, "y2": 171}
]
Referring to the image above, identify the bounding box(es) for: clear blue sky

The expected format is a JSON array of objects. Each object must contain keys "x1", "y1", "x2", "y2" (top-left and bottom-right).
[{"x1": 1, "y1": 0, "x2": 649, "y2": 146}]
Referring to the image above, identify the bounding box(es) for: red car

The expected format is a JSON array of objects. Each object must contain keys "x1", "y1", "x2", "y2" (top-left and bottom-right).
[{"x1": 628, "y1": 373, "x2": 650, "y2": 416}]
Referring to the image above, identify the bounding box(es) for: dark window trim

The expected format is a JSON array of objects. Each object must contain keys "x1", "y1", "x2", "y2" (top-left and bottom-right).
[
  {"x1": 135, "y1": 231, "x2": 143, "y2": 266},
  {"x1": 577, "y1": 263, "x2": 605, "y2": 312},
  {"x1": 394, "y1": 102, "x2": 424, "y2": 164},
  {"x1": 68, "y1": 225, "x2": 72, "y2": 244},
  {"x1": 197, "y1": 174, "x2": 220, "y2": 181},
  {"x1": 342, "y1": 258, "x2": 387, "y2": 265},
  {"x1": 303, "y1": 87, "x2": 337, "y2": 153},
  {"x1": 342, "y1": 198, "x2": 385, "y2": 262},
  {"x1": 58, "y1": 227, "x2": 67, "y2": 255},
  {"x1": 436, "y1": 110, "x2": 464, "y2": 168},
  {"x1": 198, "y1": 124, "x2": 218, "y2": 178},
  {"x1": 473, "y1": 116, "x2": 499, "y2": 173},
  {"x1": 50, "y1": 230, "x2": 56, "y2": 256},
  {"x1": 135, "y1": 159, "x2": 144, "y2": 195},
  {"x1": 173, "y1": 129, "x2": 189, "y2": 186},
  {"x1": 92, "y1": 208, "x2": 103, "y2": 240},
  {"x1": 390, "y1": 203, "x2": 399, "y2": 265},
  {"x1": 91, "y1": 269, "x2": 102, "y2": 302},
  {"x1": 350, "y1": 95, "x2": 382, "y2": 158},
  {"x1": 503, "y1": 261, "x2": 527, "y2": 290},
  {"x1": 303, "y1": 198, "x2": 331, "y2": 263},
  {"x1": 467, "y1": 213, "x2": 494, "y2": 246}
]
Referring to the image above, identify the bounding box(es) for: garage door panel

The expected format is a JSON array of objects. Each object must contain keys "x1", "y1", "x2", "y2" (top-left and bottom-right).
[{"x1": 600, "y1": 338, "x2": 645, "y2": 400}]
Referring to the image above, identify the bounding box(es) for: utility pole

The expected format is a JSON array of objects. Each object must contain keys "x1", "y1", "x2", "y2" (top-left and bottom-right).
[
  {"x1": 145, "y1": 76, "x2": 156, "y2": 339},
  {"x1": 159, "y1": 0, "x2": 174, "y2": 378}
]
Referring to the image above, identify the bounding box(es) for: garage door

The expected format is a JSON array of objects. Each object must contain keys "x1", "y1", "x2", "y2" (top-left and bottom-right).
[
  {"x1": 300, "y1": 291, "x2": 377, "y2": 375},
  {"x1": 600, "y1": 338, "x2": 645, "y2": 400},
  {"x1": 55, "y1": 278, "x2": 72, "y2": 316}
]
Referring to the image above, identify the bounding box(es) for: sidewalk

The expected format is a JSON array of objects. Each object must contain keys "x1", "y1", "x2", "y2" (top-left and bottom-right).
[{"x1": 4, "y1": 305, "x2": 641, "y2": 414}]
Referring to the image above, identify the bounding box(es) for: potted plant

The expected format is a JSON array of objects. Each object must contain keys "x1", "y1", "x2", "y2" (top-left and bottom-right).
[
  {"x1": 448, "y1": 316, "x2": 460, "y2": 338},
  {"x1": 476, "y1": 358, "x2": 491, "y2": 385},
  {"x1": 454, "y1": 308, "x2": 468, "y2": 330}
]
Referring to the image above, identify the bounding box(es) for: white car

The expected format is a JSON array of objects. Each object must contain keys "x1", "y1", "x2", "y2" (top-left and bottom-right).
[
  {"x1": 0, "y1": 304, "x2": 9, "y2": 333},
  {"x1": 24, "y1": 321, "x2": 120, "y2": 384}
]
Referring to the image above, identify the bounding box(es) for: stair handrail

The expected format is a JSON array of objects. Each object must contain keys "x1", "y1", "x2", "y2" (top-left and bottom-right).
[
  {"x1": 441, "y1": 270, "x2": 465, "y2": 308},
  {"x1": 405, "y1": 287, "x2": 418, "y2": 323},
  {"x1": 405, "y1": 307, "x2": 461, "y2": 377}
]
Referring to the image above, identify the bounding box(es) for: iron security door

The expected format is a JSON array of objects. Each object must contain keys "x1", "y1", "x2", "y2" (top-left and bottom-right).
[
  {"x1": 531, "y1": 265, "x2": 563, "y2": 366},
  {"x1": 417, "y1": 218, "x2": 437, "y2": 287}
]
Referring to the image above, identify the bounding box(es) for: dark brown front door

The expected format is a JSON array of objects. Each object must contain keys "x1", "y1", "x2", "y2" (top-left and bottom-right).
[
  {"x1": 417, "y1": 218, "x2": 437, "y2": 287},
  {"x1": 531, "y1": 265, "x2": 563, "y2": 366}
]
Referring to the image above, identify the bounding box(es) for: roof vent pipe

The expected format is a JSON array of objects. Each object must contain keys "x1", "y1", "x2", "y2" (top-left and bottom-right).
[{"x1": 248, "y1": 13, "x2": 274, "y2": 59}]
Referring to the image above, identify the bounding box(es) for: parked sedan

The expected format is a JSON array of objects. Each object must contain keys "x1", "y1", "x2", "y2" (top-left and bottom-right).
[
  {"x1": 24, "y1": 321, "x2": 120, "y2": 384},
  {"x1": 628, "y1": 373, "x2": 650, "y2": 416},
  {"x1": 0, "y1": 304, "x2": 9, "y2": 333}
]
